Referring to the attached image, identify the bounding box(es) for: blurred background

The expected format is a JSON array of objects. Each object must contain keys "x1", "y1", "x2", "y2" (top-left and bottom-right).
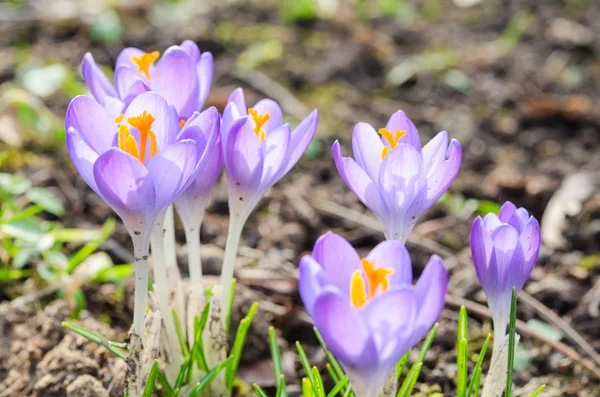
[{"x1": 1, "y1": 0, "x2": 600, "y2": 396}]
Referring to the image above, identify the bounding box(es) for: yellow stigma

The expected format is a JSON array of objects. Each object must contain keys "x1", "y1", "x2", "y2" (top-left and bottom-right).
[
  {"x1": 118, "y1": 111, "x2": 157, "y2": 163},
  {"x1": 248, "y1": 108, "x2": 270, "y2": 142},
  {"x1": 349, "y1": 258, "x2": 395, "y2": 309},
  {"x1": 132, "y1": 51, "x2": 160, "y2": 80},
  {"x1": 378, "y1": 128, "x2": 407, "y2": 159},
  {"x1": 114, "y1": 114, "x2": 124, "y2": 123}
]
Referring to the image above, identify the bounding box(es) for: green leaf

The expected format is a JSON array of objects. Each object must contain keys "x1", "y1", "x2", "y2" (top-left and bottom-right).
[
  {"x1": 67, "y1": 218, "x2": 115, "y2": 273},
  {"x1": 280, "y1": 0, "x2": 319, "y2": 23},
  {"x1": 314, "y1": 327, "x2": 345, "y2": 387},
  {"x1": 302, "y1": 378, "x2": 315, "y2": 397},
  {"x1": 269, "y1": 327, "x2": 287, "y2": 397},
  {"x1": 0, "y1": 267, "x2": 33, "y2": 281},
  {"x1": 311, "y1": 367, "x2": 325, "y2": 397},
  {"x1": 253, "y1": 384, "x2": 270, "y2": 397},
  {"x1": 275, "y1": 375, "x2": 287, "y2": 397},
  {"x1": 397, "y1": 362, "x2": 423, "y2": 397},
  {"x1": 62, "y1": 321, "x2": 126, "y2": 360},
  {"x1": 25, "y1": 187, "x2": 64, "y2": 216},
  {"x1": 227, "y1": 302, "x2": 258, "y2": 389},
  {"x1": 506, "y1": 287, "x2": 518, "y2": 397},
  {"x1": 172, "y1": 309, "x2": 190, "y2": 358},
  {"x1": 1, "y1": 218, "x2": 45, "y2": 241},
  {"x1": 457, "y1": 306, "x2": 469, "y2": 397},
  {"x1": 395, "y1": 350, "x2": 411, "y2": 379},
  {"x1": 0, "y1": 173, "x2": 31, "y2": 195},
  {"x1": 226, "y1": 279, "x2": 236, "y2": 334},
  {"x1": 20, "y1": 64, "x2": 67, "y2": 98},
  {"x1": 142, "y1": 360, "x2": 160, "y2": 397},
  {"x1": 93, "y1": 264, "x2": 134, "y2": 283},
  {"x1": 327, "y1": 376, "x2": 349, "y2": 397},
  {"x1": 529, "y1": 384, "x2": 546, "y2": 397},
  {"x1": 187, "y1": 356, "x2": 233, "y2": 396},
  {"x1": 296, "y1": 342, "x2": 315, "y2": 387},
  {"x1": 467, "y1": 333, "x2": 491, "y2": 397}
]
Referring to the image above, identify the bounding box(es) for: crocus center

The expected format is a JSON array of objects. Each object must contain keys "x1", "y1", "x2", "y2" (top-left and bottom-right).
[
  {"x1": 378, "y1": 128, "x2": 407, "y2": 160},
  {"x1": 132, "y1": 51, "x2": 160, "y2": 80},
  {"x1": 179, "y1": 118, "x2": 187, "y2": 129},
  {"x1": 118, "y1": 111, "x2": 157, "y2": 163},
  {"x1": 350, "y1": 258, "x2": 395, "y2": 309},
  {"x1": 248, "y1": 108, "x2": 270, "y2": 142}
]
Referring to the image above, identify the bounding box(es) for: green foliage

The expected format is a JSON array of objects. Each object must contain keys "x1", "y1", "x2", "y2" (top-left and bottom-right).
[
  {"x1": 280, "y1": 0, "x2": 319, "y2": 23},
  {"x1": 506, "y1": 288, "x2": 518, "y2": 397}
]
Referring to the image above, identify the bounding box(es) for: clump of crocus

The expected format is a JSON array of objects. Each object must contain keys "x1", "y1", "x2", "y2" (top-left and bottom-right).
[
  {"x1": 218, "y1": 88, "x2": 318, "y2": 322},
  {"x1": 333, "y1": 110, "x2": 462, "y2": 242},
  {"x1": 299, "y1": 232, "x2": 448, "y2": 397},
  {"x1": 470, "y1": 201, "x2": 541, "y2": 350},
  {"x1": 82, "y1": 40, "x2": 213, "y2": 122},
  {"x1": 65, "y1": 92, "x2": 216, "y2": 335}
]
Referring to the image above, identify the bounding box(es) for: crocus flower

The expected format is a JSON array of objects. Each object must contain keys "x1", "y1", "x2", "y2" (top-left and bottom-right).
[
  {"x1": 82, "y1": 40, "x2": 213, "y2": 122},
  {"x1": 471, "y1": 202, "x2": 540, "y2": 342},
  {"x1": 333, "y1": 111, "x2": 462, "y2": 242},
  {"x1": 299, "y1": 232, "x2": 448, "y2": 397}
]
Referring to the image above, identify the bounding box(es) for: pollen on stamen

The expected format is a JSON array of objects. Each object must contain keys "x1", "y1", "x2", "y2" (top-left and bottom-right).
[
  {"x1": 132, "y1": 51, "x2": 160, "y2": 80},
  {"x1": 350, "y1": 270, "x2": 367, "y2": 309},
  {"x1": 114, "y1": 114, "x2": 124, "y2": 123},
  {"x1": 248, "y1": 108, "x2": 270, "y2": 143},
  {"x1": 378, "y1": 127, "x2": 408, "y2": 159}
]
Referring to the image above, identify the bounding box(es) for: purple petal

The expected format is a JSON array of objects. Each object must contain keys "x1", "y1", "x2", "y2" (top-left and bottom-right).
[
  {"x1": 151, "y1": 47, "x2": 200, "y2": 119},
  {"x1": 312, "y1": 288, "x2": 378, "y2": 369},
  {"x1": 498, "y1": 201, "x2": 517, "y2": 223},
  {"x1": 224, "y1": 117, "x2": 264, "y2": 191},
  {"x1": 312, "y1": 232, "x2": 361, "y2": 296},
  {"x1": 352, "y1": 122, "x2": 384, "y2": 185},
  {"x1": 115, "y1": 66, "x2": 149, "y2": 102},
  {"x1": 470, "y1": 217, "x2": 494, "y2": 291},
  {"x1": 179, "y1": 107, "x2": 220, "y2": 161},
  {"x1": 227, "y1": 88, "x2": 247, "y2": 115},
  {"x1": 298, "y1": 255, "x2": 332, "y2": 317},
  {"x1": 66, "y1": 128, "x2": 99, "y2": 194},
  {"x1": 93, "y1": 148, "x2": 157, "y2": 237},
  {"x1": 490, "y1": 224, "x2": 521, "y2": 290},
  {"x1": 104, "y1": 97, "x2": 125, "y2": 121},
  {"x1": 146, "y1": 140, "x2": 198, "y2": 209},
  {"x1": 385, "y1": 110, "x2": 421, "y2": 150},
  {"x1": 361, "y1": 287, "x2": 416, "y2": 363},
  {"x1": 333, "y1": 141, "x2": 388, "y2": 221},
  {"x1": 499, "y1": 202, "x2": 530, "y2": 233},
  {"x1": 253, "y1": 99, "x2": 283, "y2": 134},
  {"x1": 483, "y1": 213, "x2": 503, "y2": 232},
  {"x1": 116, "y1": 47, "x2": 147, "y2": 78},
  {"x1": 180, "y1": 40, "x2": 200, "y2": 63},
  {"x1": 411, "y1": 255, "x2": 448, "y2": 345},
  {"x1": 123, "y1": 92, "x2": 179, "y2": 151},
  {"x1": 421, "y1": 130, "x2": 448, "y2": 178},
  {"x1": 517, "y1": 217, "x2": 540, "y2": 287},
  {"x1": 65, "y1": 95, "x2": 116, "y2": 153},
  {"x1": 81, "y1": 53, "x2": 117, "y2": 105},
  {"x1": 365, "y1": 240, "x2": 412, "y2": 287},
  {"x1": 197, "y1": 52, "x2": 214, "y2": 109},
  {"x1": 281, "y1": 109, "x2": 318, "y2": 175},
  {"x1": 221, "y1": 102, "x2": 242, "y2": 149},
  {"x1": 258, "y1": 124, "x2": 291, "y2": 192}
]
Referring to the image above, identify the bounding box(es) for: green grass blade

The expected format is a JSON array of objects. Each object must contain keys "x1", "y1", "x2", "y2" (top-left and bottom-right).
[
  {"x1": 397, "y1": 322, "x2": 438, "y2": 396},
  {"x1": 275, "y1": 375, "x2": 286, "y2": 397},
  {"x1": 302, "y1": 378, "x2": 315, "y2": 397},
  {"x1": 327, "y1": 376, "x2": 349, "y2": 397},
  {"x1": 397, "y1": 362, "x2": 423, "y2": 397},
  {"x1": 226, "y1": 279, "x2": 236, "y2": 334},
  {"x1": 311, "y1": 367, "x2": 325, "y2": 397},
  {"x1": 416, "y1": 323, "x2": 439, "y2": 363},
  {"x1": 227, "y1": 302, "x2": 258, "y2": 389},
  {"x1": 157, "y1": 370, "x2": 174, "y2": 395},
  {"x1": 326, "y1": 363, "x2": 340, "y2": 383},
  {"x1": 457, "y1": 306, "x2": 468, "y2": 397},
  {"x1": 296, "y1": 342, "x2": 316, "y2": 386},
  {"x1": 506, "y1": 287, "x2": 518, "y2": 397},
  {"x1": 467, "y1": 333, "x2": 491, "y2": 397},
  {"x1": 61, "y1": 321, "x2": 126, "y2": 360},
  {"x1": 187, "y1": 356, "x2": 233, "y2": 396},
  {"x1": 142, "y1": 360, "x2": 159, "y2": 397},
  {"x1": 529, "y1": 384, "x2": 545, "y2": 397},
  {"x1": 67, "y1": 218, "x2": 115, "y2": 273},
  {"x1": 314, "y1": 327, "x2": 349, "y2": 395},
  {"x1": 253, "y1": 384, "x2": 270, "y2": 397},
  {"x1": 172, "y1": 308, "x2": 190, "y2": 357},
  {"x1": 269, "y1": 327, "x2": 287, "y2": 397},
  {"x1": 396, "y1": 350, "x2": 411, "y2": 380}
]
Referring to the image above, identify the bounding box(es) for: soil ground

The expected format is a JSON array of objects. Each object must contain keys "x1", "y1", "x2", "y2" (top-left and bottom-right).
[{"x1": 1, "y1": 0, "x2": 600, "y2": 396}]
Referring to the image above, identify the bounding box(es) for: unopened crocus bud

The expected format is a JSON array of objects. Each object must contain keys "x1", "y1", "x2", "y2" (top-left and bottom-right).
[{"x1": 299, "y1": 232, "x2": 448, "y2": 397}]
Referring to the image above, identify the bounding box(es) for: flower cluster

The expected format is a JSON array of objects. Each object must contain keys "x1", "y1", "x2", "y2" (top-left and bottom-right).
[{"x1": 65, "y1": 40, "x2": 542, "y2": 397}]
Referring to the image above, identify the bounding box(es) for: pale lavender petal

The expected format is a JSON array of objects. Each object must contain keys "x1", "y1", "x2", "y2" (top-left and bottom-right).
[
  {"x1": 490, "y1": 225, "x2": 521, "y2": 290},
  {"x1": 498, "y1": 201, "x2": 517, "y2": 224},
  {"x1": 224, "y1": 117, "x2": 264, "y2": 191},
  {"x1": 123, "y1": 92, "x2": 179, "y2": 151},
  {"x1": 66, "y1": 128, "x2": 99, "y2": 194},
  {"x1": 258, "y1": 124, "x2": 291, "y2": 192},
  {"x1": 361, "y1": 287, "x2": 416, "y2": 363},
  {"x1": 197, "y1": 52, "x2": 214, "y2": 109},
  {"x1": 152, "y1": 47, "x2": 200, "y2": 119},
  {"x1": 312, "y1": 288, "x2": 378, "y2": 369},
  {"x1": 65, "y1": 95, "x2": 116, "y2": 153},
  {"x1": 411, "y1": 255, "x2": 448, "y2": 345},
  {"x1": 517, "y1": 217, "x2": 540, "y2": 286},
  {"x1": 365, "y1": 240, "x2": 412, "y2": 287},
  {"x1": 298, "y1": 256, "x2": 332, "y2": 317},
  {"x1": 116, "y1": 47, "x2": 146, "y2": 76},
  {"x1": 115, "y1": 66, "x2": 149, "y2": 102},
  {"x1": 227, "y1": 88, "x2": 247, "y2": 115},
  {"x1": 504, "y1": 241, "x2": 526, "y2": 293},
  {"x1": 385, "y1": 110, "x2": 421, "y2": 150},
  {"x1": 281, "y1": 110, "x2": 318, "y2": 175},
  {"x1": 93, "y1": 148, "x2": 157, "y2": 237},
  {"x1": 253, "y1": 99, "x2": 282, "y2": 134},
  {"x1": 81, "y1": 52, "x2": 117, "y2": 105},
  {"x1": 104, "y1": 97, "x2": 125, "y2": 121},
  {"x1": 352, "y1": 122, "x2": 384, "y2": 185},
  {"x1": 180, "y1": 40, "x2": 200, "y2": 63},
  {"x1": 470, "y1": 217, "x2": 494, "y2": 291},
  {"x1": 312, "y1": 232, "x2": 361, "y2": 295},
  {"x1": 483, "y1": 213, "x2": 502, "y2": 232},
  {"x1": 499, "y1": 202, "x2": 530, "y2": 233},
  {"x1": 146, "y1": 140, "x2": 198, "y2": 209},
  {"x1": 221, "y1": 102, "x2": 242, "y2": 149},
  {"x1": 421, "y1": 130, "x2": 448, "y2": 178},
  {"x1": 333, "y1": 141, "x2": 388, "y2": 221}
]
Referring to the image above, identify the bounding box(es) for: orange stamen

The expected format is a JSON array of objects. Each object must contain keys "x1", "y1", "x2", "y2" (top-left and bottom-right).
[
  {"x1": 378, "y1": 128, "x2": 407, "y2": 159},
  {"x1": 114, "y1": 114, "x2": 124, "y2": 123},
  {"x1": 179, "y1": 118, "x2": 186, "y2": 129},
  {"x1": 349, "y1": 259, "x2": 395, "y2": 309},
  {"x1": 248, "y1": 108, "x2": 270, "y2": 143},
  {"x1": 149, "y1": 131, "x2": 157, "y2": 158},
  {"x1": 127, "y1": 111, "x2": 156, "y2": 163},
  {"x1": 125, "y1": 135, "x2": 140, "y2": 159},
  {"x1": 132, "y1": 51, "x2": 160, "y2": 80}
]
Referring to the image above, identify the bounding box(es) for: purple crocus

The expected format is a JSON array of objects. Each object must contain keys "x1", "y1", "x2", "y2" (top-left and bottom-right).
[
  {"x1": 299, "y1": 232, "x2": 448, "y2": 397},
  {"x1": 333, "y1": 111, "x2": 462, "y2": 242},
  {"x1": 470, "y1": 201, "x2": 541, "y2": 350},
  {"x1": 65, "y1": 91, "x2": 216, "y2": 333},
  {"x1": 218, "y1": 88, "x2": 318, "y2": 319},
  {"x1": 82, "y1": 40, "x2": 213, "y2": 122}
]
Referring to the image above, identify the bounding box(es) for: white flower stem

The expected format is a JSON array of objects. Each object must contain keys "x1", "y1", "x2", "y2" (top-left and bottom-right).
[
  {"x1": 183, "y1": 218, "x2": 204, "y2": 300},
  {"x1": 131, "y1": 235, "x2": 149, "y2": 336},
  {"x1": 218, "y1": 211, "x2": 248, "y2": 328},
  {"x1": 163, "y1": 205, "x2": 178, "y2": 271}
]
